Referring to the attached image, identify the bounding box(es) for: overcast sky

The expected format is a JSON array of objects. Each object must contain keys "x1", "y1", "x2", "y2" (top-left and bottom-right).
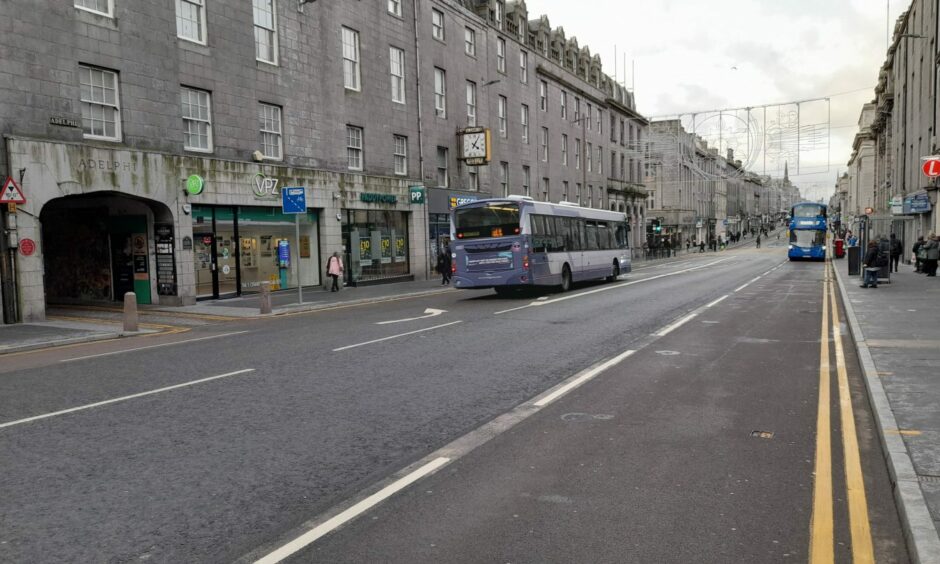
[{"x1": 524, "y1": 0, "x2": 909, "y2": 201}]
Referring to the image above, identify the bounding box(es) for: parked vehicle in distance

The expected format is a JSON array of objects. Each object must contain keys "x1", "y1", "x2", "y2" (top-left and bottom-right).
[
  {"x1": 788, "y1": 202, "x2": 828, "y2": 261},
  {"x1": 450, "y1": 196, "x2": 631, "y2": 295}
]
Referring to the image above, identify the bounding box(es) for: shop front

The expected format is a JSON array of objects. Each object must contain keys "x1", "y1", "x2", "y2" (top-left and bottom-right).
[
  {"x1": 427, "y1": 188, "x2": 480, "y2": 270},
  {"x1": 341, "y1": 207, "x2": 411, "y2": 285}
]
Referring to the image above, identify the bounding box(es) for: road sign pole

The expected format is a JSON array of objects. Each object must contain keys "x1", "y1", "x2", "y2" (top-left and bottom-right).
[{"x1": 295, "y1": 213, "x2": 302, "y2": 305}]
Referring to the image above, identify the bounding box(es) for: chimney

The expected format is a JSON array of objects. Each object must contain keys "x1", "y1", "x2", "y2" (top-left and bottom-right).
[{"x1": 727, "y1": 148, "x2": 734, "y2": 161}]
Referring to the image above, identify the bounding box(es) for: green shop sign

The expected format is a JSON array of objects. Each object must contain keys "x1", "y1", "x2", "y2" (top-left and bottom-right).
[
  {"x1": 409, "y1": 186, "x2": 425, "y2": 204},
  {"x1": 185, "y1": 174, "x2": 205, "y2": 196},
  {"x1": 360, "y1": 192, "x2": 398, "y2": 204}
]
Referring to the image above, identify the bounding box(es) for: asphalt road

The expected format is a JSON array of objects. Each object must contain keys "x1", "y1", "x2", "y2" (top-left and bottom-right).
[{"x1": 0, "y1": 242, "x2": 909, "y2": 563}]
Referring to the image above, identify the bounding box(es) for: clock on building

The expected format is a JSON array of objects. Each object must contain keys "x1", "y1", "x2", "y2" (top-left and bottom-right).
[{"x1": 460, "y1": 128, "x2": 490, "y2": 164}]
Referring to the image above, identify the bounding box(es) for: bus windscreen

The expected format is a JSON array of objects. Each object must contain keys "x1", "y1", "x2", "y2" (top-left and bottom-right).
[
  {"x1": 790, "y1": 230, "x2": 826, "y2": 247},
  {"x1": 454, "y1": 203, "x2": 521, "y2": 239},
  {"x1": 792, "y1": 204, "x2": 826, "y2": 218}
]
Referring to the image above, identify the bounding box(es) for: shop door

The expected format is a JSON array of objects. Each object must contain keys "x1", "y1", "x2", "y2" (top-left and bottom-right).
[
  {"x1": 109, "y1": 216, "x2": 152, "y2": 304},
  {"x1": 192, "y1": 206, "x2": 240, "y2": 300},
  {"x1": 193, "y1": 232, "x2": 217, "y2": 299}
]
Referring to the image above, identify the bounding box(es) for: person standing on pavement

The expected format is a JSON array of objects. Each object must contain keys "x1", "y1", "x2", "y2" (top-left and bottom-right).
[
  {"x1": 924, "y1": 234, "x2": 939, "y2": 277},
  {"x1": 913, "y1": 236, "x2": 925, "y2": 272},
  {"x1": 861, "y1": 240, "x2": 883, "y2": 288},
  {"x1": 756, "y1": 234, "x2": 761, "y2": 248},
  {"x1": 889, "y1": 233, "x2": 902, "y2": 272},
  {"x1": 326, "y1": 251, "x2": 343, "y2": 292},
  {"x1": 437, "y1": 244, "x2": 453, "y2": 284}
]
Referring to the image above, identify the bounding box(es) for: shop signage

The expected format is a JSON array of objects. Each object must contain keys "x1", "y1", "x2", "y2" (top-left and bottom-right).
[
  {"x1": 360, "y1": 192, "x2": 398, "y2": 204},
  {"x1": 902, "y1": 191, "x2": 932, "y2": 214},
  {"x1": 359, "y1": 237, "x2": 373, "y2": 264},
  {"x1": 19, "y1": 238, "x2": 36, "y2": 256},
  {"x1": 253, "y1": 173, "x2": 280, "y2": 198},
  {"x1": 449, "y1": 195, "x2": 479, "y2": 209},
  {"x1": 281, "y1": 186, "x2": 307, "y2": 214},
  {"x1": 49, "y1": 117, "x2": 80, "y2": 128},
  {"x1": 890, "y1": 195, "x2": 904, "y2": 215},
  {"x1": 395, "y1": 236, "x2": 406, "y2": 262},
  {"x1": 300, "y1": 235, "x2": 311, "y2": 258},
  {"x1": 922, "y1": 158, "x2": 940, "y2": 177},
  {"x1": 132, "y1": 233, "x2": 149, "y2": 281},
  {"x1": 381, "y1": 236, "x2": 392, "y2": 264},
  {"x1": 182, "y1": 236, "x2": 193, "y2": 251},
  {"x1": 154, "y1": 223, "x2": 177, "y2": 296},
  {"x1": 185, "y1": 175, "x2": 205, "y2": 196},
  {"x1": 77, "y1": 159, "x2": 137, "y2": 172},
  {"x1": 409, "y1": 186, "x2": 426, "y2": 204},
  {"x1": 277, "y1": 240, "x2": 290, "y2": 266}
]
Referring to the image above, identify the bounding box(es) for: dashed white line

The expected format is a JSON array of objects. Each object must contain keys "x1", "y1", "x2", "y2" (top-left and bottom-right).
[
  {"x1": 655, "y1": 312, "x2": 698, "y2": 337},
  {"x1": 734, "y1": 276, "x2": 762, "y2": 292},
  {"x1": 533, "y1": 349, "x2": 636, "y2": 407},
  {"x1": 705, "y1": 295, "x2": 729, "y2": 308},
  {"x1": 0, "y1": 369, "x2": 256, "y2": 429},
  {"x1": 332, "y1": 321, "x2": 463, "y2": 352},
  {"x1": 60, "y1": 331, "x2": 251, "y2": 362},
  {"x1": 253, "y1": 456, "x2": 452, "y2": 564}
]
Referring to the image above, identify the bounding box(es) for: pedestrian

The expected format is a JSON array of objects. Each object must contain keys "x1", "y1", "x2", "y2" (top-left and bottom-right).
[
  {"x1": 913, "y1": 236, "x2": 925, "y2": 272},
  {"x1": 699, "y1": 240, "x2": 706, "y2": 253},
  {"x1": 924, "y1": 233, "x2": 939, "y2": 277},
  {"x1": 861, "y1": 240, "x2": 883, "y2": 288},
  {"x1": 436, "y1": 244, "x2": 453, "y2": 284},
  {"x1": 889, "y1": 233, "x2": 902, "y2": 273},
  {"x1": 686, "y1": 238, "x2": 691, "y2": 253},
  {"x1": 326, "y1": 251, "x2": 343, "y2": 292},
  {"x1": 756, "y1": 234, "x2": 761, "y2": 249}
]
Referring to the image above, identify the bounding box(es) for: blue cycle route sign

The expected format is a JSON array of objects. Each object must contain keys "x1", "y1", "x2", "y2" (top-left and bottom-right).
[{"x1": 281, "y1": 186, "x2": 306, "y2": 214}]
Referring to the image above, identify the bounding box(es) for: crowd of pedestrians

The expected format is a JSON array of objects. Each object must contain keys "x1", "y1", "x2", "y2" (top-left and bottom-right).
[{"x1": 640, "y1": 227, "x2": 776, "y2": 260}]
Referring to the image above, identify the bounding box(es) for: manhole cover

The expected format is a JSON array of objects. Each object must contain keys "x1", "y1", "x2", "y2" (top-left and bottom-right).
[
  {"x1": 656, "y1": 350, "x2": 680, "y2": 356},
  {"x1": 561, "y1": 413, "x2": 614, "y2": 422},
  {"x1": 918, "y1": 475, "x2": 940, "y2": 484},
  {"x1": 750, "y1": 430, "x2": 775, "y2": 439}
]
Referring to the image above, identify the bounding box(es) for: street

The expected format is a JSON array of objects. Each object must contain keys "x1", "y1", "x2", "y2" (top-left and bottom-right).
[{"x1": 0, "y1": 243, "x2": 909, "y2": 563}]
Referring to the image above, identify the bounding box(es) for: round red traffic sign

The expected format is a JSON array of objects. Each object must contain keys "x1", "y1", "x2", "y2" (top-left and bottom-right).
[
  {"x1": 922, "y1": 159, "x2": 940, "y2": 177},
  {"x1": 19, "y1": 238, "x2": 36, "y2": 256}
]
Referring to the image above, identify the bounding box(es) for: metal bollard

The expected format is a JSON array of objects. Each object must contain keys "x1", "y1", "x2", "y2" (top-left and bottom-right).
[
  {"x1": 123, "y1": 292, "x2": 139, "y2": 332},
  {"x1": 260, "y1": 283, "x2": 272, "y2": 315}
]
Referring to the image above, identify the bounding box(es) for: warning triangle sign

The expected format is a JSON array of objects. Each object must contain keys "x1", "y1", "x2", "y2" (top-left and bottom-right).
[{"x1": 0, "y1": 177, "x2": 26, "y2": 204}]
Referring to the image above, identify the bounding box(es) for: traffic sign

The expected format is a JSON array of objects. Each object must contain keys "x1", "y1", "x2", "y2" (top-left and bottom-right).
[
  {"x1": 19, "y1": 238, "x2": 36, "y2": 256},
  {"x1": 281, "y1": 186, "x2": 306, "y2": 214},
  {"x1": 922, "y1": 159, "x2": 940, "y2": 177},
  {"x1": 0, "y1": 177, "x2": 26, "y2": 204}
]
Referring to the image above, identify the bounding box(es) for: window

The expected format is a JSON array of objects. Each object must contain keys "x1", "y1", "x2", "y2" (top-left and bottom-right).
[
  {"x1": 431, "y1": 8, "x2": 444, "y2": 41},
  {"x1": 434, "y1": 68, "x2": 447, "y2": 118},
  {"x1": 610, "y1": 114, "x2": 617, "y2": 142},
  {"x1": 522, "y1": 165, "x2": 530, "y2": 196},
  {"x1": 176, "y1": 0, "x2": 206, "y2": 44},
  {"x1": 611, "y1": 151, "x2": 616, "y2": 178},
  {"x1": 563, "y1": 181, "x2": 569, "y2": 201},
  {"x1": 575, "y1": 138, "x2": 581, "y2": 169},
  {"x1": 464, "y1": 27, "x2": 476, "y2": 56},
  {"x1": 576, "y1": 182, "x2": 582, "y2": 204},
  {"x1": 468, "y1": 170, "x2": 479, "y2": 191},
  {"x1": 519, "y1": 50, "x2": 528, "y2": 83},
  {"x1": 254, "y1": 0, "x2": 278, "y2": 64},
  {"x1": 389, "y1": 47, "x2": 406, "y2": 104},
  {"x1": 342, "y1": 27, "x2": 360, "y2": 90},
  {"x1": 620, "y1": 119, "x2": 625, "y2": 145},
  {"x1": 80, "y1": 66, "x2": 121, "y2": 141},
  {"x1": 75, "y1": 0, "x2": 111, "y2": 17},
  {"x1": 541, "y1": 127, "x2": 548, "y2": 161},
  {"x1": 586, "y1": 142, "x2": 593, "y2": 172},
  {"x1": 597, "y1": 109, "x2": 603, "y2": 134},
  {"x1": 498, "y1": 96, "x2": 507, "y2": 137},
  {"x1": 620, "y1": 154, "x2": 625, "y2": 180},
  {"x1": 466, "y1": 81, "x2": 477, "y2": 126},
  {"x1": 494, "y1": 0, "x2": 503, "y2": 30},
  {"x1": 388, "y1": 0, "x2": 401, "y2": 16},
  {"x1": 587, "y1": 185, "x2": 593, "y2": 208},
  {"x1": 496, "y1": 38, "x2": 506, "y2": 73},
  {"x1": 520, "y1": 104, "x2": 529, "y2": 143},
  {"x1": 436, "y1": 146, "x2": 449, "y2": 187},
  {"x1": 539, "y1": 80, "x2": 547, "y2": 111},
  {"x1": 560, "y1": 91, "x2": 567, "y2": 119},
  {"x1": 574, "y1": 97, "x2": 581, "y2": 121},
  {"x1": 597, "y1": 146, "x2": 603, "y2": 175},
  {"x1": 541, "y1": 178, "x2": 549, "y2": 201},
  {"x1": 586, "y1": 104, "x2": 593, "y2": 130},
  {"x1": 259, "y1": 103, "x2": 282, "y2": 160},
  {"x1": 561, "y1": 134, "x2": 568, "y2": 166},
  {"x1": 181, "y1": 87, "x2": 212, "y2": 151},
  {"x1": 500, "y1": 161, "x2": 509, "y2": 196},
  {"x1": 393, "y1": 135, "x2": 408, "y2": 175},
  {"x1": 346, "y1": 125, "x2": 363, "y2": 170}
]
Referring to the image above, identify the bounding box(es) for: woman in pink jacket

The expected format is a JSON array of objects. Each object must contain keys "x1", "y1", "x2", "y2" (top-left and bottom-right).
[{"x1": 326, "y1": 251, "x2": 344, "y2": 291}]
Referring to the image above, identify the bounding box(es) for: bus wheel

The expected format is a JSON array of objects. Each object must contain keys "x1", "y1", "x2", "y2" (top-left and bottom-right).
[
  {"x1": 606, "y1": 261, "x2": 620, "y2": 282},
  {"x1": 560, "y1": 265, "x2": 572, "y2": 292}
]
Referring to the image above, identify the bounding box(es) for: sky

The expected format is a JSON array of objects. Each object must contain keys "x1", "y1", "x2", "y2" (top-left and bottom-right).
[{"x1": 524, "y1": 0, "x2": 909, "y2": 201}]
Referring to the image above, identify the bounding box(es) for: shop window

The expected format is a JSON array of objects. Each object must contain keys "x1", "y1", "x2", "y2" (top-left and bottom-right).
[{"x1": 342, "y1": 210, "x2": 411, "y2": 284}]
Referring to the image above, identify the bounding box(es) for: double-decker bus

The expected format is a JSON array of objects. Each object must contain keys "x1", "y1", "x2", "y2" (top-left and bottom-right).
[
  {"x1": 788, "y1": 202, "x2": 827, "y2": 261},
  {"x1": 450, "y1": 196, "x2": 631, "y2": 295}
]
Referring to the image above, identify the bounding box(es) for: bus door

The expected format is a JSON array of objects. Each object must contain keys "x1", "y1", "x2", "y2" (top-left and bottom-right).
[{"x1": 529, "y1": 214, "x2": 554, "y2": 284}]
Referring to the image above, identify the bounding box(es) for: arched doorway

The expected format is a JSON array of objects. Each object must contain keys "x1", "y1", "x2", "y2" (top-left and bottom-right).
[{"x1": 40, "y1": 192, "x2": 174, "y2": 305}]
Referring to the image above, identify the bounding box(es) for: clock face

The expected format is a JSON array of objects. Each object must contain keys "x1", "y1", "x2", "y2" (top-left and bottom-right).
[{"x1": 463, "y1": 132, "x2": 487, "y2": 159}]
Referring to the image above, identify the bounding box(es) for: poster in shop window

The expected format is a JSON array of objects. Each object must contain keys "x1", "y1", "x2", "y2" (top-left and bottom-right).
[
  {"x1": 395, "y1": 236, "x2": 406, "y2": 262},
  {"x1": 381, "y1": 236, "x2": 392, "y2": 264},
  {"x1": 359, "y1": 236, "x2": 373, "y2": 265}
]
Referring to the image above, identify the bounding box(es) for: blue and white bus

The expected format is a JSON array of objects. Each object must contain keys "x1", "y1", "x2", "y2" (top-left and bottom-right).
[
  {"x1": 450, "y1": 196, "x2": 631, "y2": 295},
  {"x1": 788, "y1": 202, "x2": 827, "y2": 261}
]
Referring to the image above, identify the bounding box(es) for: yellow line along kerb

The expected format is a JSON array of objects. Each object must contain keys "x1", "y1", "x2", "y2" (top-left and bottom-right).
[{"x1": 809, "y1": 269, "x2": 834, "y2": 564}]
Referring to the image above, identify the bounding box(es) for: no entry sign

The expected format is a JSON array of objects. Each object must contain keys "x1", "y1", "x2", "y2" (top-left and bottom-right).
[
  {"x1": 19, "y1": 238, "x2": 36, "y2": 256},
  {"x1": 922, "y1": 159, "x2": 940, "y2": 177}
]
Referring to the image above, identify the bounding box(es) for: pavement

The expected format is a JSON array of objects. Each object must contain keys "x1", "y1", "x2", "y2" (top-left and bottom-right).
[
  {"x1": 833, "y1": 257, "x2": 940, "y2": 563},
  {"x1": 0, "y1": 318, "x2": 157, "y2": 355}
]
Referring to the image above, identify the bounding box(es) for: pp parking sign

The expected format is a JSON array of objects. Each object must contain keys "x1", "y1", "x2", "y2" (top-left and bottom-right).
[{"x1": 409, "y1": 186, "x2": 425, "y2": 205}]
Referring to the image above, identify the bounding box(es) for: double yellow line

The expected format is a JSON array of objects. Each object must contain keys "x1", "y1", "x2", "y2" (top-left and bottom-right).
[{"x1": 809, "y1": 262, "x2": 874, "y2": 563}]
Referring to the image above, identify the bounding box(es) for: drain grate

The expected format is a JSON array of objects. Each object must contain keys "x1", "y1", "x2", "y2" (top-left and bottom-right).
[
  {"x1": 750, "y1": 430, "x2": 775, "y2": 439},
  {"x1": 918, "y1": 475, "x2": 940, "y2": 484}
]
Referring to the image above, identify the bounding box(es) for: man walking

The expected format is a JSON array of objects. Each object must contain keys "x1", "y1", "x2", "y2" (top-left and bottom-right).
[
  {"x1": 756, "y1": 234, "x2": 761, "y2": 249},
  {"x1": 861, "y1": 240, "x2": 882, "y2": 288},
  {"x1": 924, "y1": 234, "x2": 939, "y2": 277},
  {"x1": 889, "y1": 233, "x2": 902, "y2": 272},
  {"x1": 913, "y1": 236, "x2": 925, "y2": 272}
]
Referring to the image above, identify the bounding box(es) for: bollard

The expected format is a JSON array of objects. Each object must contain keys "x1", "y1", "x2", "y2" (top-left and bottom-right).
[
  {"x1": 123, "y1": 292, "x2": 139, "y2": 332},
  {"x1": 260, "y1": 283, "x2": 272, "y2": 315}
]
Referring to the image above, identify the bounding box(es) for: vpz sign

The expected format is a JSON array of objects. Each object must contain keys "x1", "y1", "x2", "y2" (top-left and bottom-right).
[{"x1": 253, "y1": 173, "x2": 280, "y2": 198}]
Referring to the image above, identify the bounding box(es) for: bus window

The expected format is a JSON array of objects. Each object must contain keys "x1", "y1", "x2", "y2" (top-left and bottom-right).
[
  {"x1": 552, "y1": 217, "x2": 567, "y2": 252},
  {"x1": 564, "y1": 218, "x2": 580, "y2": 251},
  {"x1": 585, "y1": 221, "x2": 599, "y2": 250},
  {"x1": 597, "y1": 222, "x2": 610, "y2": 250},
  {"x1": 454, "y1": 202, "x2": 521, "y2": 239},
  {"x1": 615, "y1": 222, "x2": 629, "y2": 249},
  {"x1": 531, "y1": 214, "x2": 548, "y2": 253}
]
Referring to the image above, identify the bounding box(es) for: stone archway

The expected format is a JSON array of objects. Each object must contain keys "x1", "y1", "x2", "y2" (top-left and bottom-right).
[{"x1": 40, "y1": 192, "x2": 174, "y2": 306}]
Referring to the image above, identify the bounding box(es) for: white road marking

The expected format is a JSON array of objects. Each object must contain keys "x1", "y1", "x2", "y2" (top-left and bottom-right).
[
  {"x1": 655, "y1": 312, "x2": 698, "y2": 337},
  {"x1": 734, "y1": 276, "x2": 762, "y2": 292},
  {"x1": 533, "y1": 349, "x2": 636, "y2": 407},
  {"x1": 253, "y1": 457, "x2": 452, "y2": 564},
  {"x1": 705, "y1": 295, "x2": 729, "y2": 308},
  {"x1": 59, "y1": 331, "x2": 250, "y2": 363},
  {"x1": 494, "y1": 258, "x2": 732, "y2": 315},
  {"x1": 375, "y1": 308, "x2": 447, "y2": 325},
  {"x1": 0, "y1": 369, "x2": 255, "y2": 430},
  {"x1": 333, "y1": 321, "x2": 462, "y2": 352}
]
